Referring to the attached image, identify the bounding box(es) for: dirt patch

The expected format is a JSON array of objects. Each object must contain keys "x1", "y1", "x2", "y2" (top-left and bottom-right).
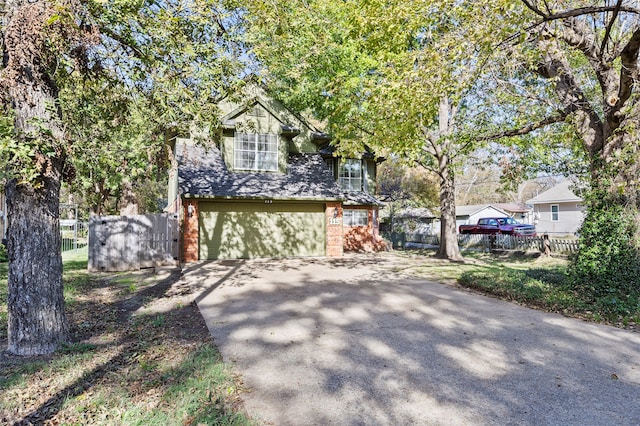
[{"x1": 0, "y1": 266, "x2": 246, "y2": 425}]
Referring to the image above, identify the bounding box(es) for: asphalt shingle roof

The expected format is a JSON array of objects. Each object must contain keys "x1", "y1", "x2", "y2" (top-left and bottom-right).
[
  {"x1": 526, "y1": 180, "x2": 582, "y2": 204},
  {"x1": 176, "y1": 142, "x2": 343, "y2": 201}
]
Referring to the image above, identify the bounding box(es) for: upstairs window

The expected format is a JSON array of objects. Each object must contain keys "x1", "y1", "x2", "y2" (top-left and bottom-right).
[
  {"x1": 551, "y1": 204, "x2": 559, "y2": 221},
  {"x1": 234, "y1": 133, "x2": 278, "y2": 171},
  {"x1": 324, "y1": 158, "x2": 335, "y2": 177},
  {"x1": 338, "y1": 159, "x2": 362, "y2": 191}
]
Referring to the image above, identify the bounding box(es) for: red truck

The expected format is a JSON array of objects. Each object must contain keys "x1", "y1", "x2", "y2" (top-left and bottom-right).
[{"x1": 459, "y1": 217, "x2": 537, "y2": 236}]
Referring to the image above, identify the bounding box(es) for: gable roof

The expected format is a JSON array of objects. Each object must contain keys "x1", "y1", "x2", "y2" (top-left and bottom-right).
[
  {"x1": 492, "y1": 202, "x2": 532, "y2": 213},
  {"x1": 176, "y1": 142, "x2": 342, "y2": 201},
  {"x1": 526, "y1": 180, "x2": 582, "y2": 204},
  {"x1": 455, "y1": 204, "x2": 509, "y2": 218},
  {"x1": 218, "y1": 86, "x2": 328, "y2": 142}
]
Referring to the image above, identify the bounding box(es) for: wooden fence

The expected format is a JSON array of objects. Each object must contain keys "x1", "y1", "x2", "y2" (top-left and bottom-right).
[
  {"x1": 385, "y1": 232, "x2": 580, "y2": 254},
  {"x1": 88, "y1": 214, "x2": 179, "y2": 272}
]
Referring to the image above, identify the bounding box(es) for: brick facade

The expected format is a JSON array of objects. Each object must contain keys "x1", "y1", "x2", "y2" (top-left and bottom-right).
[
  {"x1": 182, "y1": 200, "x2": 199, "y2": 262},
  {"x1": 343, "y1": 206, "x2": 385, "y2": 252},
  {"x1": 325, "y1": 202, "x2": 343, "y2": 257}
]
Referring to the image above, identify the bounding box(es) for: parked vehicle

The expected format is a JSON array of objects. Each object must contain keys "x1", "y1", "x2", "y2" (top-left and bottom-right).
[{"x1": 459, "y1": 217, "x2": 537, "y2": 236}]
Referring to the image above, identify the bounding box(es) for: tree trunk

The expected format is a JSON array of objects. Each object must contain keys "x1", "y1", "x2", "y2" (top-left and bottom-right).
[
  {"x1": 119, "y1": 179, "x2": 139, "y2": 215},
  {"x1": 434, "y1": 97, "x2": 463, "y2": 261},
  {"x1": 2, "y1": 1, "x2": 69, "y2": 355},
  {"x1": 6, "y1": 177, "x2": 68, "y2": 355},
  {"x1": 435, "y1": 157, "x2": 463, "y2": 261}
]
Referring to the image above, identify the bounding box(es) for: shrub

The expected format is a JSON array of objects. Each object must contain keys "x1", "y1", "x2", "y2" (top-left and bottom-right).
[
  {"x1": 0, "y1": 243, "x2": 7, "y2": 263},
  {"x1": 568, "y1": 200, "x2": 640, "y2": 316}
]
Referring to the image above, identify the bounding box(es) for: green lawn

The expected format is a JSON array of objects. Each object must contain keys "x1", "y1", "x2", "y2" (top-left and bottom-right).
[
  {"x1": 0, "y1": 252, "x2": 253, "y2": 425},
  {"x1": 393, "y1": 249, "x2": 640, "y2": 328}
]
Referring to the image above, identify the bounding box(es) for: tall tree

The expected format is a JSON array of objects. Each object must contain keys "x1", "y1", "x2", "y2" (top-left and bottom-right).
[
  {"x1": 241, "y1": 0, "x2": 517, "y2": 260},
  {"x1": 482, "y1": 1, "x2": 640, "y2": 296},
  {"x1": 508, "y1": 0, "x2": 640, "y2": 200},
  {"x1": 0, "y1": 0, "x2": 241, "y2": 355}
]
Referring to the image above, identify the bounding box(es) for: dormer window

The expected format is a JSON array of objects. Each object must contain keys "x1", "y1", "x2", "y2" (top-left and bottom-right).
[
  {"x1": 338, "y1": 159, "x2": 362, "y2": 191},
  {"x1": 234, "y1": 133, "x2": 278, "y2": 171},
  {"x1": 324, "y1": 158, "x2": 335, "y2": 177}
]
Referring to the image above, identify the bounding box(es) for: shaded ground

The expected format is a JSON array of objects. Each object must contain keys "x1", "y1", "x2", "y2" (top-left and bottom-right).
[
  {"x1": 187, "y1": 252, "x2": 640, "y2": 425},
  {"x1": 1, "y1": 266, "x2": 248, "y2": 425}
]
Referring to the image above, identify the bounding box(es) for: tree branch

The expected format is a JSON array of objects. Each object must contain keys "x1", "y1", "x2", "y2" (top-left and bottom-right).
[
  {"x1": 618, "y1": 28, "x2": 640, "y2": 109},
  {"x1": 98, "y1": 26, "x2": 147, "y2": 61},
  {"x1": 521, "y1": 0, "x2": 547, "y2": 18},
  {"x1": 476, "y1": 109, "x2": 571, "y2": 141},
  {"x1": 414, "y1": 159, "x2": 437, "y2": 176},
  {"x1": 551, "y1": 20, "x2": 600, "y2": 62},
  {"x1": 600, "y1": 0, "x2": 623, "y2": 58},
  {"x1": 538, "y1": 39, "x2": 605, "y2": 154},
  {"x1": 523, "y1": 4, "x2": 640, "y2": 22}
]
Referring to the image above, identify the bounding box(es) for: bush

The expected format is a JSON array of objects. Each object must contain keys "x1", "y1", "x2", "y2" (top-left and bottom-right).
[
  {"x1": 568, "y1": 201, "x2": 640, "y2": 316},
  {"x1": 0, "y1": 243, "x2": 6, "y2": 263}
]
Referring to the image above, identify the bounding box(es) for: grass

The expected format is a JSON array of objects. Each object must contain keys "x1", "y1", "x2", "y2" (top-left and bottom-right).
[
  {"x1": 0, "y1": 251, "x2": 253, "y2": 425},
  {"x1": 395, "y1": 248, "x2": 639, "y2": 329}
]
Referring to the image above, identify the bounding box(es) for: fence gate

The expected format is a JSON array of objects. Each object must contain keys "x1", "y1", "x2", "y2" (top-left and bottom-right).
[{"x1": 88, "y1": 214, "x2": 179, "y2": 272}]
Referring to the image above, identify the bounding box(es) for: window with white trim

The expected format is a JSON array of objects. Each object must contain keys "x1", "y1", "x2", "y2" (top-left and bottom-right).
[
  {"x1": 343, "y1": 209, "x2": 368, "y2": 226},
  {"x1": 234, "y1": 133, "x2": 278, "y2": 171},
  {"x1": 338, "y1": 159, "x2": 362, "y2": 191},
  {"x1": 551, "y1": 204, "x2": 559, "y2": 221}
]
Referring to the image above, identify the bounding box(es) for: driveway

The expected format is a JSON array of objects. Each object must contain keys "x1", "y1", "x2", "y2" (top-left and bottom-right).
[{"x1": 183, "y1": 253, "x2": 640, "y2": 425}]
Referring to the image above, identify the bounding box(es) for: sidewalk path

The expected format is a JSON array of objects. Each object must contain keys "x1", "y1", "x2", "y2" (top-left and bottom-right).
[{"x1": 185, "y1": 254, "x2": 640, "y2": 425}]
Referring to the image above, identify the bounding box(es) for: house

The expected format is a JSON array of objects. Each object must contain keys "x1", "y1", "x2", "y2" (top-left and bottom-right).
[
  {"x1": 166, "y1": 88, "x2": 384, "y2": 261},
  {"x1": 455, "y1": 202, "x2": 534, "y2": 230},
  {"x1": 526, "y1": 180, "x2": 585, "y2": 236},
  {"x1": 456, "y1": 204, "x2": 506, "y2": 231},
  {"x1": 380, "y1": 206, "x2": 438, "y2": 235},
  {"x1": 381, "y1": 202, "x2": 533, "y2": 238}
]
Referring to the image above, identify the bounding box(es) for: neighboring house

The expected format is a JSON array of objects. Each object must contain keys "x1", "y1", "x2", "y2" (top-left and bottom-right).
[
  {"x1": 455, "y1": 204, "x2": 510, "y2": 231},
  {"x1": 381, "y1": 202, "x2": 533, "y2": 237},
  {"x1": 380, "y1": 207, "x2": 438, "y2": 235},
  {"x1": 166, "y1": 88, "x2": 384, "y2": 261},
  {"x1": 455, "y1": 203, "x2": 534, "y2": 231},
  {"x1": 526, "y1": 180, "x2": 585, "y2": 236}
]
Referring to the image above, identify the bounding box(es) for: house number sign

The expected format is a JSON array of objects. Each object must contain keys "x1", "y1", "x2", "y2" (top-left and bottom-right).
[{"x1": 329, "y1": 218, "x2": 341, "y2": 225}]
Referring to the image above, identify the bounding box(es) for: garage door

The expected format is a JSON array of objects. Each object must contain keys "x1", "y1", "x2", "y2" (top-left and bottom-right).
[{"x1": 199, "y1": 202, "x2": 326, "y2": 260}]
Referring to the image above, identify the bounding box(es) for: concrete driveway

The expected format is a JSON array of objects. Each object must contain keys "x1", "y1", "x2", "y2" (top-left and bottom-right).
[{"x1": 183, "y1": 253, "x2": 640, "y2": 425}]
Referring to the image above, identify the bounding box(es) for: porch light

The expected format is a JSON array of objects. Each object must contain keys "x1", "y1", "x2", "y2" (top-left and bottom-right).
[{"x1": 333, "y1": 207, "x2": 339, "y2": 218}]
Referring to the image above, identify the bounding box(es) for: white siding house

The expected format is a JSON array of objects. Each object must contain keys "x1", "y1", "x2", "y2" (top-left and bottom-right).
[
  {"x1": 455, "y1": 205, "x2": 510, "y2": 231},
  {"x1": 527, "y1": 180, "x2": 585, "y2": 236}
]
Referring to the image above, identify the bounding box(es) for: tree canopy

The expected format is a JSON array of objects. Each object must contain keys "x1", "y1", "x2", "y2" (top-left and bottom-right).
[
  {"x1": 241, "y1": 0, "x2": 521, "y2": 259},
  {"x1": 484, "y1": 1, "x2": 640, "y2": 300},
  {"x1": 0, "y1": 0, "x2": 244, "y2": 355}
]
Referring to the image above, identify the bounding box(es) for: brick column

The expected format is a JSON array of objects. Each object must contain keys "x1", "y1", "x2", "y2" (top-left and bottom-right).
[
  {"x1": 182, "y1": 200, "x2": 199, "y2": 263},
  {"x1": 326, "y1": 202, "x2": 343, "y2": 257}
]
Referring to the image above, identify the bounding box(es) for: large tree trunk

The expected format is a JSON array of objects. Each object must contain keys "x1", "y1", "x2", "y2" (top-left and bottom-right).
[
  {"x1": 434, "y1": 97, "x2": 463, "y2": 261},
  {"x1": 6, "y1": 177, "x2": 67, "y2": 355},
  {"x1": 2, "y1": 1, "x2": 69, "y2": 355},
  {"x1": 435, "y1": 157, "x2": 463, "y2": 261}
]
